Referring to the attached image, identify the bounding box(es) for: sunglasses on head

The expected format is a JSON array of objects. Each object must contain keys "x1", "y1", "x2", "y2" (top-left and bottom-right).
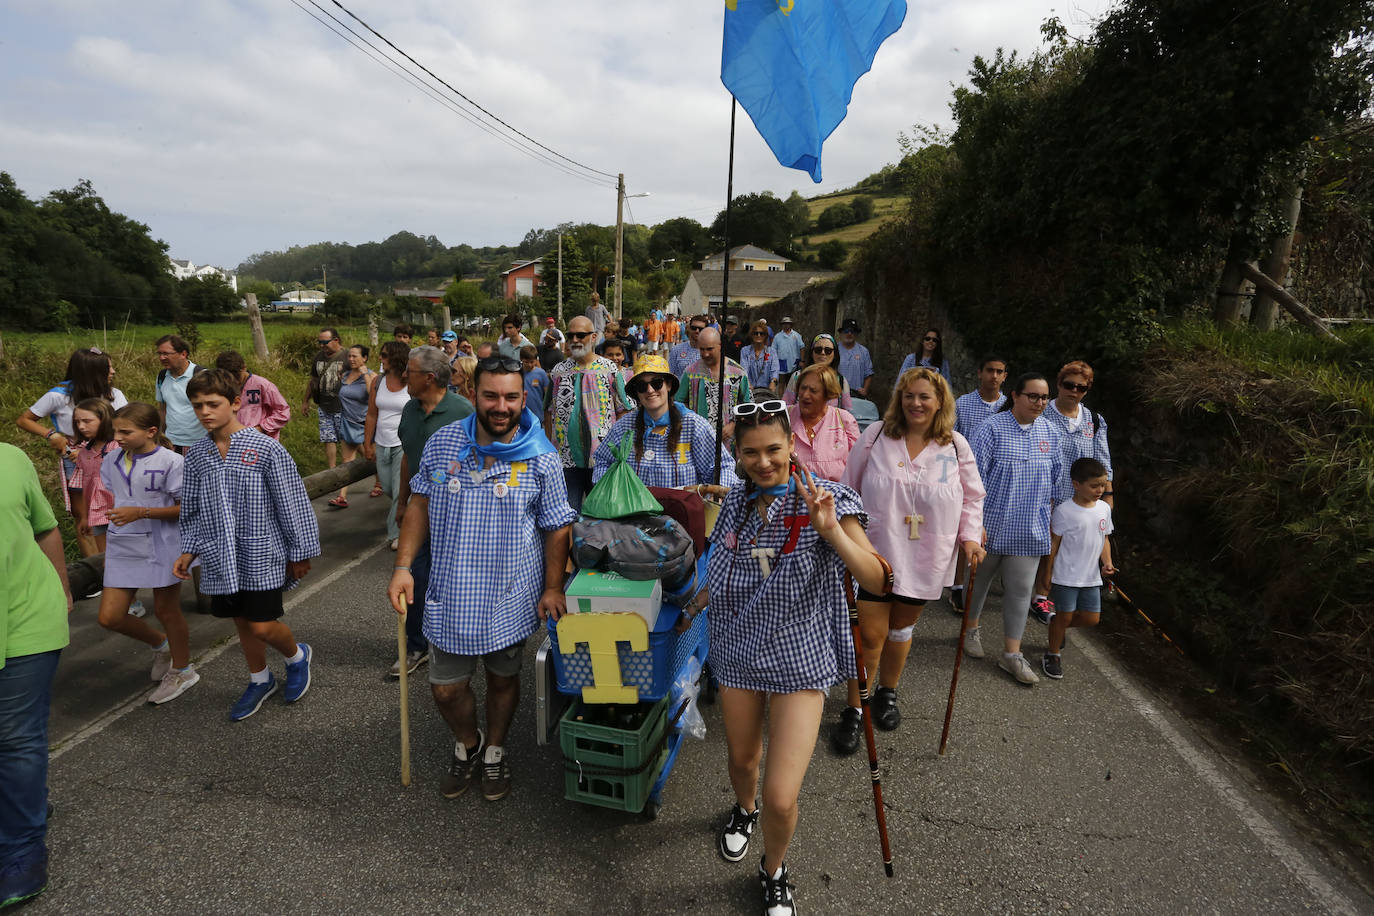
[
  {"x1": 477, "y1": 356, "x2": 522, "y2": 373},
  {"x1": 732, "y1": 399, "x2": 787, "y2": 419},
  {"x1": 631, "y1": 376, "x2": 669, "y2": 395},
  {"x1": 1060, "y1": 380, "x2": 1090, "y2": 392}
]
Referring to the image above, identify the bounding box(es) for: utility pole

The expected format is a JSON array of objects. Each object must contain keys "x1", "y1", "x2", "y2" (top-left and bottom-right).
[
  {"x1": 321, "y1": 265, "x2": 328, "y2": 297},
  {"x1": 614, "y1": 173, "x2": 625, "y2": 320},
  {"x1": 558, "y1": 232, "x2": 564, "y2": 327}
]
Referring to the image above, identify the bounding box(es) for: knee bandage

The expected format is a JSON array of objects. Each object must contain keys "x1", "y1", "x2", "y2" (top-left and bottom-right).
[{"x1": 887, "y1": 625, "x2": 915, "y2": 643}]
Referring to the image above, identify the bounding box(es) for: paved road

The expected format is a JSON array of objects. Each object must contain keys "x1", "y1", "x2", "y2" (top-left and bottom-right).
[{"x1": 34, "y1": 493, "x2": 1372, "y2": 914}]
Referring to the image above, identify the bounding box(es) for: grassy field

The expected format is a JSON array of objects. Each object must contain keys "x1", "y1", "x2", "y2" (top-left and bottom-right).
[
  {"x1": 793, "y1": 193, "x2": 905, "y2": 262},
  {"x1": 1, "y1": 315, "x2": 487, "y2": 557}
]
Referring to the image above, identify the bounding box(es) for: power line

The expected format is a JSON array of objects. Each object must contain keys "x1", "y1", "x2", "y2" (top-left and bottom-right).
[
  {"x1": 324, "y1": 0, "x2": 619, "y2": 182},
  {"x1": 291, "y1": 0, "x2": 615, "y2": 190}
]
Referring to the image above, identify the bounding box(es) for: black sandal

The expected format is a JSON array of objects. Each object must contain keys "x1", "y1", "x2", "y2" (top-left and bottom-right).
[
  {"x1": 872, "y1": 686, "x2": 901, "y2": 731},
  {"x1": 829, "y1": 706, "x2": 862, "y2": 755}
]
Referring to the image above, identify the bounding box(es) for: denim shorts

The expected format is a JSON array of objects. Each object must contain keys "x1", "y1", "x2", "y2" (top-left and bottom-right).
[
  {"x1": 428, "y1": 640, "x2": 526, "y2": 685},
  {"x1": 1049, "y1": 583, "x2": 1102, "y2": 615}
]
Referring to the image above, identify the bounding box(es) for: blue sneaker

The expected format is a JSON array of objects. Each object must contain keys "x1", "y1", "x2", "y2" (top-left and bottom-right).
[
  {"x1": 0, "y1": 848, "x2": 48, "y2": 908},
  {"x1": 283, "y1": 643, "x2": 313, "y2": 703},
  {"x1": 230, "y1": 675, "x2": 278, "y2": 721}
]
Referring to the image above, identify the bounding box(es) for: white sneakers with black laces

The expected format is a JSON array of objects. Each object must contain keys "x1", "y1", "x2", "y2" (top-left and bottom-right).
[{"x1": 717, "y1": 802, "x2": 758, "y2": 862}]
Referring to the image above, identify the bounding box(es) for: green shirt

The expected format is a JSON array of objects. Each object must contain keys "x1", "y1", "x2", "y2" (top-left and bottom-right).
[
  {"x1": 2, "y1": 443, "x2": 70, "y2": 666},
  {"x1": 399, "y1": 391, "x2": 474, "y2": 471}
]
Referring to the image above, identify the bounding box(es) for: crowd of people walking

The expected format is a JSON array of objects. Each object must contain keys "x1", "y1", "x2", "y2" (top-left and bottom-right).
[{"x1": 7, "y1": 308, "x2": 1116, "y2": 916}]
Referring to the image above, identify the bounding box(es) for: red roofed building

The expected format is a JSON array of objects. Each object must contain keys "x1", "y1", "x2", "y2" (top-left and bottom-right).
[{"x1": 502, "y1": 258, "x2": 543, "y2": 301}]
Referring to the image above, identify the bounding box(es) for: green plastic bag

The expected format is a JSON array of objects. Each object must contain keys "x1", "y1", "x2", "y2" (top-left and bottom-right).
[{"x1": 580, "y1": 432, "x2": 664, "y2": 520}]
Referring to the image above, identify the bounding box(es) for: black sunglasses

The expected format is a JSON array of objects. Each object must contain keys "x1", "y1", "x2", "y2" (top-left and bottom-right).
[
  {"x1": 568, "y1": 330, "x2": 593, "y2": 340},
  {"x1": 477, "y1": 356, "x2": 521, "y2": 373},
  {"x1": 631, "y1": 376, "x2": 669, "y2": 395},
  {"x1": 813, "y1": 346, "x2": 834, "y2": 355},
  {"x1": 923, "y1": 336, "x2": 939, "y2": 342},
  {"x1": 1060, "y1": 381, "x2": 1090, "y2": 392},
  {"x1": 752, "y1": 331, "x2": 767, "y2": 338}
]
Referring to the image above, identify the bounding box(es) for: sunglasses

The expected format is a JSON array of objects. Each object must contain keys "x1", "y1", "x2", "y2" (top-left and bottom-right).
[
  {"x1": 568, "y1": 331, "x2": 593, "y2": 341},
  {"x1": 752, "y1": 331, "x2": 767, "y2": 338},
  {"x1": 689, "y1": 325, "x2": 705, "y2": 333},
  {"x1": 477, "y1": 356, "x2": 522, "y2": 373},
  {"x1": 732, "y1": 399, "x2": 787, "y2": 419},
  {"x1": 1019, "y1": 392, "x2": 1051, "y2": 403},
  {"x1": 631, "y1": 377, "x2": 669, "y2": 395},
  {"x1": 1060, "y1": 381, "x2": 1091, "y2": 392},
  {"x1": 923, "y1": 336, "x2": 939, "y2": 343},
  {"x1": 812, "y1": 346, "x2": 834, "y2": 355},
  {"x1": 317, "y1": 338, "x2": 334, "y2": 344}
]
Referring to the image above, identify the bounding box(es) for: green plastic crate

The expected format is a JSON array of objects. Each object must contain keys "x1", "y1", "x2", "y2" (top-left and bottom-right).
[{"x1": 561, "y1": 695, "x2": 669, "y2": 812}]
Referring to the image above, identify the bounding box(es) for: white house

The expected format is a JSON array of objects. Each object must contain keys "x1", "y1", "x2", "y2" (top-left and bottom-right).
[
  {"x1": 168, "y1": 257, "x2": 238, "y2": 292},
  {"x1": 699, "y1": 245, "x2": 789, "y2": 272}
]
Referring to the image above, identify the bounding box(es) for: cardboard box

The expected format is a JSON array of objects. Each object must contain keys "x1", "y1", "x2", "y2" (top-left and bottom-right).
[{"x1": 566, "y1": 569, "x2": 663, "y2": 628}]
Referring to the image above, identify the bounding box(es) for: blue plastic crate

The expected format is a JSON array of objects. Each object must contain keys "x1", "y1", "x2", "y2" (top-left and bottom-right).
[{"x1": 548, "y1": 604, "x2": 704, "y2": 703}]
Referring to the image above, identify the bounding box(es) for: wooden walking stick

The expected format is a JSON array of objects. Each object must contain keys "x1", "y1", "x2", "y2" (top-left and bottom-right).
[
  {"x1": 845, "y1": 572, "x2": 894, "y2": 877},
  {"x1": 398, "y1": 595, "x2": 411, "y2": 787},
  {"x1": 939, "y1": 556, "x2": 979, "y2": 755}
]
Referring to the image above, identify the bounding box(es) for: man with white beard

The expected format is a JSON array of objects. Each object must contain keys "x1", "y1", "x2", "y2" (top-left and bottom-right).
[{"x1": 546, "y1": 315, "x2": 633, "y2": 511}]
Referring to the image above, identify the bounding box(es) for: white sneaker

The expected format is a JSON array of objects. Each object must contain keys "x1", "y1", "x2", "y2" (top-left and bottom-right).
[
  {"x1": 150, "y1": 646, "x2": 172, "y2": 681},
  {"x1": 998, "y1": 652, "x2": 1040, "y2": 685},
  {"x1": 128, "y1": 600, "x2": 147, "y2": 618},
  {"x1": 389, "y1": 538, "x2": 399, "y2": 551},
  {"x1": 148, "y1": 666, "x2": 200, "y2": 705},
  {"x1": 963, "y1": 626, "x2": 984, "y2": 659}
]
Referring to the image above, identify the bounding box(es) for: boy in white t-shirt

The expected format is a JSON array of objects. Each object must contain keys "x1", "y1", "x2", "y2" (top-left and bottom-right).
[{"x1": 1041, "y1": 457, "x2": 1116, "y2": 680}]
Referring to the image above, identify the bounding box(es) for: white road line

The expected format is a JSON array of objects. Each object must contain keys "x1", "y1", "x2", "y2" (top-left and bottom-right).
[
  {"x1": 49, "y1": 540, "x2": 389, "y2": 762},
  {"x1": 1077, "y1": 638, "x2": 1361, "y2": 915}
]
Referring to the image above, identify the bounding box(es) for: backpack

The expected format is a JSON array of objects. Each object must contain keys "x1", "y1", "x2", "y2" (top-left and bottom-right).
[{"x1": 571, "y1": 514, "x2": 696, "y2": 588}]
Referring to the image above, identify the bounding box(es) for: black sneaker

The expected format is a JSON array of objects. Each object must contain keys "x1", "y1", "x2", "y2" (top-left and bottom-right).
[
  {"x1": 871, "y1": 687, "x2": 900, "y2": 731},
  {"x1": 440, "y1": 730, "x2": 485, "y2": 799},
  {"x1": 717, "y1": 802, "x2": 759, "y2": 862},
  {"x1": 758, "y1": 859, "x2": 797, "y2": 916},
  {"x1": 480, "y1": 746, "x2": 511, "y2": 802},
  {"x1": 948, "y1": 585, "x2": 965, "y2": 613},
  {"x1": 1041, "y1": 653, "x2": 1064, "y2": 680},
  {"x1": 829, "y1": 706, "x2": 862, "y2": 756},
  {"x1": 1029, "y1": 597, "x2": 1056, "y2": 625}
]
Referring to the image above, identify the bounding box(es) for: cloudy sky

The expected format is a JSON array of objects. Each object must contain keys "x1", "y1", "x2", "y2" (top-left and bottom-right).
[{"x1": 2, "y1": 0, "x2": 1110, "y2": 269}]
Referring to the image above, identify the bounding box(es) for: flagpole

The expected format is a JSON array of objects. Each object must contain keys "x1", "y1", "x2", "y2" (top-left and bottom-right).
[{"x1": 712, "y1": 96, "x2": 737, "y2": 486}]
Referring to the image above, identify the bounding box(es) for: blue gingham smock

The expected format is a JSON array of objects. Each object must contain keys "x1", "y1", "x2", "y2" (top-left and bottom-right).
[
  {"x1": 969, "y1": 411, "x2": 1064, "y2": 557},
  {"x1": 705, "y1": 481, "x2": 864, "y2": 694},
  {"x1": 590, "y1": 406, "x2": 740, "y2": 489},
  {"x1": 953, "y1": 390, "x2": 1007, "y2": 439},
  {"x1": 1043, "y1": 400, "x2": 1113, "y2": 503},
  {"x1": 410, "y1": 424, "x2": 577, "y2": 656},
  {"x1": 179, "y1": 429, "x2": 321, "y2": 594}
]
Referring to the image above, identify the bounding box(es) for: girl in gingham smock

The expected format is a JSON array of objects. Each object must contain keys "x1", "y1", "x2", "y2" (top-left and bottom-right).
[
  {"x1": 96, "y1": 402, "x2": 198, "y2": 705},
  {"x1": 591, "y1": 353, "x2": 738, "y2": 489},
  {"x1": 672, "y1": 401, "x2": 891, "y2": 916},
  {"x1": 833, "y1": 367, "x2": 985, "y2": 753},
  {"x1": 963, "y1": 373, "x2": 1065, "y2": 687}
]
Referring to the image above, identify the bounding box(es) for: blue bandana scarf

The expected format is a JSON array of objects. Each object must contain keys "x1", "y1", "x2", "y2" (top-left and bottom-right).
[
  {"x1": 759, "y1": 476, "x2": 797, "y2": 500},
  {"x1": 456, "y1": 407, "x2": 556, "y2": 465}
]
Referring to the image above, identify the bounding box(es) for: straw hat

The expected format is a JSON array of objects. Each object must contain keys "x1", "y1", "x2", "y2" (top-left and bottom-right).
[{"x1": 629, "y1": 352, "x2": 678, "y2": 396}]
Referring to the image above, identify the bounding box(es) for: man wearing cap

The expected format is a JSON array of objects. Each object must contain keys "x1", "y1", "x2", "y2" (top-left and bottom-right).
[
  {"x1": 440, "y1": 330, "x2": 459, "y2": 360},
  {"x1": 722, "y1": 316, "x2": 745, "y2": 362},
  {"x1": 836, "y1": 318, "x2": 874, "y2": 399},
  {"x1": 669, "y1": 316, "x2": 708, "y2": 377},
  {"x1": 676, "y1": 327, "x2": 752, "y2": 447},
  {"x1": 547, "y1": 316, "x2": 634, "y2": 511},
  {"x1": 538, "y1": 318, "x2": 564, "y2": 373},
  {"x1": 773, "y1": 317, "x2": 805, "y2": 387}
]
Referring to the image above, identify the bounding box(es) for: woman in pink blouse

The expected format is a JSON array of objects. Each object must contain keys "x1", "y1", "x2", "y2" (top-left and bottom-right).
[
  {"x1": 831, "y1": 367, "x2": 986, "y2": 754},
  {"x1": 787, "y1": 365, "x2": 858, "y2": 482}
]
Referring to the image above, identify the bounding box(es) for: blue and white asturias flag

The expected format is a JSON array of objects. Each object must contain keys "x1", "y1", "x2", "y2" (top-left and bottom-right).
[{"x1": 721, "y1": 0, "x2": 907, "y2": 182}]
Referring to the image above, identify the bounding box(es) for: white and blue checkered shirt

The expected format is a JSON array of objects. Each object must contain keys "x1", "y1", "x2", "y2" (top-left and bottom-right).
[
  {"x1": 179, "y1": 428, "x2": 320, "y2": 594},
  {"x1": 1043, "y1": 400, "x2": 1113, "y2": 502},
  {"x1": 954, "y1": 390, "x2": 1007, "y2": 440},
  {"x1": 705, "y1": 480, "x2": 864, "y2": 693},
  {"x1": 738, "y1": 345, "x2": 780, "y2": 391},
  {"x1": 969, "y1": 410, "x2": 1063, "y2": 556},
  {"x1": 410, "y1": 423, "x2": 577, "y2": 655},
  {"x1": 836, "y1": 342, "x2": 874, "y2": 393},
  {"x1": 668, "y1": 341, "x2": 700, "y2": 377},
  {"x1": 591, "y1": 407, "x2": 740, "y2": 489}
]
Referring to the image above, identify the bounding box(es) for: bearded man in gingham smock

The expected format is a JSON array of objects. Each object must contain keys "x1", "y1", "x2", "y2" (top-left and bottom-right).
[{"x1": 388, "y1": 358, "x2": 576, "y2": 803}]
